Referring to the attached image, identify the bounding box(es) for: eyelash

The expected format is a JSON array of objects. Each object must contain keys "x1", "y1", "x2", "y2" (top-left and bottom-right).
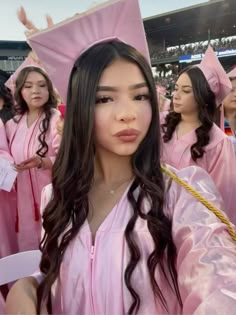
[
  {"x1": 95, "y1": 94, "x2": 150, "y2": 104},
  {"x1": 134, "y1": 94, "x2": 150, "y2": 101},
  {"x1": 24, "y1": 84, "x2": 47, "y2": 88},
  {"x1": 95, "y1": 96, "x2": 112, "y2": 104},
  {"x1": 174, "y1": 89, "x2": 190, "y2": 94}
]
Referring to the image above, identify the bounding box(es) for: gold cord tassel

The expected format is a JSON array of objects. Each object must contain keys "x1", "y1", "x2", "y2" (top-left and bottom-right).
[{"x1": 161, "y1": 165, "x2": 236, "y2": 242}]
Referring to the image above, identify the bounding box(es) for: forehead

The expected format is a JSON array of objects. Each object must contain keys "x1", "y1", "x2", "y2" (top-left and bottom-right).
[
  {"x1": 25, "y1": 71, "x2": 46, "y2": 82},
  {"x1": 176, "y1": 72, "x2": 192, "y2": 86},
  {"x1": 231, "y1": 78, "x2": 236, "y2": 89},
  {"x1": 98, "y1": 58, "x2": 146, "y2": 86}
]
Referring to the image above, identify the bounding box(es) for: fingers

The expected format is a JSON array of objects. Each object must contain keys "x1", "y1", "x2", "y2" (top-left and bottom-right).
[
  {"x1": 17, "y1": 5, "x2": 39, "y2": 38},
  {"x1": 17, "y1": 6, "x2": 54, "y2": 40},
  {"x1": 46, "y1": 14, "x2": 54, "y2": 27},
  {"x1": 17, "y1": 6, "x2": 27, "y2": 26}
]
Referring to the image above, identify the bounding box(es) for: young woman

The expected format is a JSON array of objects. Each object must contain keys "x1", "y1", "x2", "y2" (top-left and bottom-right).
[
  {"x1": 6, "y1": 40, "x2": 236, "y2": 315},
  {"x1": 223, "y1": 72, "x2": 236, "y2": 152},
  {"x1": 3, "y1": 66, "x2": 61, "y2": 251},
  {"x1": 161, "y1": 65, "x2": 236, "y2": 224}
]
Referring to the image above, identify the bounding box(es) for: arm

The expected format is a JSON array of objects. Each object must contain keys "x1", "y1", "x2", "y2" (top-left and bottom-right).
[
  {"x1": 206, "y1": 136, "x2": 236, "y2": 224},
  {"x1": 15, "y1": 111, "x2": 62, "y2": 171},
  {"x1": 168, "y1": 166, "x2": 236, "y2": 314},
  {"x1": 6, "y1": 277, "x2": 38, "y2": 314}
]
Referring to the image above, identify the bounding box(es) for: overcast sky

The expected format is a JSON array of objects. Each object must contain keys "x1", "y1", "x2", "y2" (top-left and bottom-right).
[{"x1": 0, "y1": 0, "x2": 208, "y2": 41}]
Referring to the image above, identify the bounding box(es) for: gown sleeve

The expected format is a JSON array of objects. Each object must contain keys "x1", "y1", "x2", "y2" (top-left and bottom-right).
[
  {"x1": 205, "y1": 136, "x2": 236, "y2": 224},
  {"x1": 47, "y1": 109, "x2": 62, "y2": 165},
  {"x1": 166, "y1": 165, "x2": 236, "y2": 315}
]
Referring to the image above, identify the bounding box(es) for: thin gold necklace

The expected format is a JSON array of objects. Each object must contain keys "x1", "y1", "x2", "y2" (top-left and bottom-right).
[{"x1": 95, "y1": 177, "x2": 133, "y2": 196}]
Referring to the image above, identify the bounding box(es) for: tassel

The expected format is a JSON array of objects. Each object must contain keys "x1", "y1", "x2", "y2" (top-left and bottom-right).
[
  {"x1": 34, "y1": 202, "x2": 40, "y2": 221},
  {"x1": 15, "y1": 210, "x2": 19, "y2": 233}
]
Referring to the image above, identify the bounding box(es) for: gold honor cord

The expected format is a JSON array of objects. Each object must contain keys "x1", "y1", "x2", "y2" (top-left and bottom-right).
[{"x1": 161, "y1": 165, "x2": 236, "y2": 242}]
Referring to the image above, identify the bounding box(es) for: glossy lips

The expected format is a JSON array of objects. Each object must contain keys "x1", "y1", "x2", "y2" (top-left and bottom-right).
[{"x1": 114, "y1": 128, "x2": 140, "y2": 142}]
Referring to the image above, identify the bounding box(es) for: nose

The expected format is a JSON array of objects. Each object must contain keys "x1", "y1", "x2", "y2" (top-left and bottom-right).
[
  {"x1": 173, "y1": 90, "x2": 180, "y2": 100},
  {"x1": 115, "y1": 101, "x2": 137, "y2": 124},
  {"x1": 32, "y1": 85, "x2": 40, "y2": 93},
  {"x1": 120, "y1": 114, "x2": 136, "y2": 124}
]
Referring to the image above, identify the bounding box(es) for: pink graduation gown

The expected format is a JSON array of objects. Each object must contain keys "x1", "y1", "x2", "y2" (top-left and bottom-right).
[
  {"x1": 39, "y1": 166, "x2": 236, "y2": 315},
  {"x1": 0, "y1": 119, "x2": 18, "y2": 258},
  {"x1": 5, "y1": 109, "x2": 61, "y2": 251},
  {"x1": 160, "y1": 114, "x2": 236, "y2": 225}
]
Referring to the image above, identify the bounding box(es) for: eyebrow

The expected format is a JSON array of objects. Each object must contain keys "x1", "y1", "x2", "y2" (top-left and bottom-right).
[
  {"x1": 97, "y1": 82, "x2": 148, "y2": 92},
  {"x1": 175, "y1": 83, "x2": 192, "y2": 88},
  {"x1": 24, "y1": 80, "x2": 46, "y2": 84}
]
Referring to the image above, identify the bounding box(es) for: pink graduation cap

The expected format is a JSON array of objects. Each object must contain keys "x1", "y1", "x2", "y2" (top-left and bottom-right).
[
  {"x1": 197, "y1": 46, "x2": 231, "y2": 106},
  {"x1": 197, "y1": 46, "x2": 232, "y2": 130},
  {"x1": 27, "y1": 0, "x2": 150, "y2": 103},
  {"x1": 5, "y1": 54, "x2": 42, "y2": 94},
  {"x1": 227, "y1": 68, "x2": 236, "y2": 79}
]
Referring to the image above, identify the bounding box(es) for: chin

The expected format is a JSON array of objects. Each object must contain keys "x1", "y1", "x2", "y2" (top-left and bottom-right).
[
  {"x1": 173, "y1": 107, "x2": 182, "y2": 114},
  {"x1": 110, "y1": 143, "x2": 140, "y2": 156}
]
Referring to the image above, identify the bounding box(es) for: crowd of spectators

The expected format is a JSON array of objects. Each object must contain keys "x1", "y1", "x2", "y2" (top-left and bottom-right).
[{"x1": 151, "y1": 37, "x2": 236, "y2": 60}]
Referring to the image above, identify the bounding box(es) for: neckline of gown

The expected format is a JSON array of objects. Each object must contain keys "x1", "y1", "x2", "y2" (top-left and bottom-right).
[{"x1": 80, "y1": 179, "x2": 135, "y2": 238}]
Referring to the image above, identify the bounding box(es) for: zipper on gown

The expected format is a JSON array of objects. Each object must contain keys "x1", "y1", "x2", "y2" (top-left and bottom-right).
[{"x1": 90, "y1": 244, "x2": 95, "y2": 315}]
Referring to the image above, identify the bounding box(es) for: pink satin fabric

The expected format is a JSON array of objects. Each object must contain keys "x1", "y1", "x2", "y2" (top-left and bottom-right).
[
  {"x1": 160, "y1": 112, "x2": 236, "y2": 225},
  {"x1": 0, "y1": 120, "x2": 18, "y2": 258},
  {"x1": 39, "y1": 165, "x2": 236, "y2": 314}
]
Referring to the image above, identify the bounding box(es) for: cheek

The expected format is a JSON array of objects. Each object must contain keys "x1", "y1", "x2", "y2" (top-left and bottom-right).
[
  {"x1": 21, "y1": 90, "x2": 29, "y2": 101},
  {"x1": 43, "y1": 90, "x2": 49, "y2": 100},
  {"x1": 94, "y1": 108, "x2": 111, "y2": 138},
  {"x1": 138, "y1": 103, "x2": 152, "y2": 128}
]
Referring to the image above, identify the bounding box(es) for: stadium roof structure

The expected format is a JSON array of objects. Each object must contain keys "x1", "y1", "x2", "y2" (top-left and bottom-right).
[
  {"x1": 0, "y1": 40, "x2": 29, "y2": 50},
  {"x1": 144, "y1": 0, "x2": 236, "y2": 48}
]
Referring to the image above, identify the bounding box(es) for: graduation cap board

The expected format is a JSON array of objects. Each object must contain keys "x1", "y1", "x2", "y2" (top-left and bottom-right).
[
  {"x1": 27, "y1": 0, "x2": 150, "y2": 103},
  {"x1": 197, "y1": 46, "x2": 231, "y2": 106}
]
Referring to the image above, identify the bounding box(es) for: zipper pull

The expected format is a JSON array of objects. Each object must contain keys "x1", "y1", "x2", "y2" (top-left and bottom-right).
[{"x1": 90, "y1": 245, "x2": 95, "y2": 260}]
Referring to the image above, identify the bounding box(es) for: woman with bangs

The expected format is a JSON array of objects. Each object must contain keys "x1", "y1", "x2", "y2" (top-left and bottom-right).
[
  {"x1": 3, "y1": 66, "x2": 61, "y2": 252},
  {"x1": 6, "y1": 1, "x2": 236, "y2": 314},
  {"x1": 6, "y1": 42, "x2": 236, "y2": 315}
]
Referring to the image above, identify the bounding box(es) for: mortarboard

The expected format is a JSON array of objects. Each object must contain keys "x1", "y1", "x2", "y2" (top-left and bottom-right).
[
  {"x1": 4, "y1": 54, "x2": 42, "y2": 93},
  {"x1": 27, "y1": 0, "x2": 150, "y2": 103},
  {"x1": 227, "y1": 68, "x2": 236, "y2": 80},
  {"x1": 197, "y1": 46, "x2": 231, "y2": 107}
]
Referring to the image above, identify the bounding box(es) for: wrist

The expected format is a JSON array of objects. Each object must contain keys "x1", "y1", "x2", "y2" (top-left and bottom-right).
[{"x1": 37, "y1": 156, "x2": 43, "y2": 169}]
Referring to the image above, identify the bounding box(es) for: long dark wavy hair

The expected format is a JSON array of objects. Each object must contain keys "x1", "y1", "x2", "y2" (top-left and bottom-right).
[
  {"x1": 37, "y1": 41, "x2": 182, "y2": 314},
  {"x1": 162, "y1": 66, "x2": 217, "y2": 161},
  {"x1": 0, "y1": 84, "x2": 14, "y2": 123},
  {"x1": 14, "y1": 66, "x2": 58, "y2": 157}
]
